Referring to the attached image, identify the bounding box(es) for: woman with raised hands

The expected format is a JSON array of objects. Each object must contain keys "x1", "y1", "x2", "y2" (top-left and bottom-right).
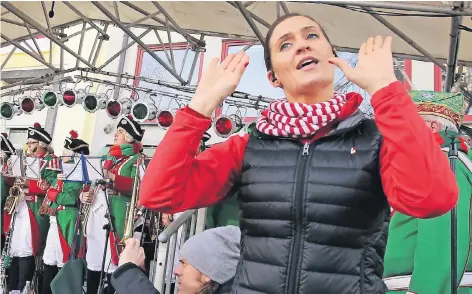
[{"x1": 139, "y1": 13, "x2": 458, "y2": 294}]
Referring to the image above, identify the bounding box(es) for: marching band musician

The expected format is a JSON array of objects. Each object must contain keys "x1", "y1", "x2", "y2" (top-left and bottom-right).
[
  {"x1": 81, "y1": 115, "x2": 145, "y2": 294},
  {"x1": 39, "y1": 130, "x2": 90, "y2": 294},
  {"x1": 3, "y1": 122, "x2": 60, "y2": 292},
  {"x1": 1, "y1": 133, "x2": 16, "y2": 250}
]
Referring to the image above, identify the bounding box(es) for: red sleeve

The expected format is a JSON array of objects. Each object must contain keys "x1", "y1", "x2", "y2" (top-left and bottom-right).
[
  {"x1": 28, "y1": 179, "x2": 47, "y2": 196},
  {"x1": 139, "y1": 106, "x2": 249, "y2": 214},
  {"x1": 375, "y1": 81, "x2": 458, "y2": 218},
  {"x1": 4, "y1": 176, "x2": 15, "y2": 187},
  {"x1": 113, "y1": 175, "x2": 133, "y2": 194},
  {"x1": 46, "y1": 179, "x2": 63, "y2": 202}
]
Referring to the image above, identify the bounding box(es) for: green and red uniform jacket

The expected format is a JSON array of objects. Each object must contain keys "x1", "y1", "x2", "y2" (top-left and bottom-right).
[
  {"x1": 3, "y1": 153, "x2": 60, "y2": 256},
  {"x1": 384, "y1": 131, "x2": 472, "y2": 294},
  {"x1": 83, "y1": 145, "x2": 141, "y2": 265},
  {"x1": 45, "y1": 178, "x2": 83, "y2": 263},
  {"x1": 138, "y1": 81, "x2": 458, "y2": 220},
  {"x1": 1, "y1": 163, "x2": 13, "y2": 234}
]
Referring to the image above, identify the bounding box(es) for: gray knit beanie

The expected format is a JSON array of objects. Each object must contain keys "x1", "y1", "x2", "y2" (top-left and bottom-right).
[{"x1": 180, "y1": 225, "x2": 241, "y2": 284}]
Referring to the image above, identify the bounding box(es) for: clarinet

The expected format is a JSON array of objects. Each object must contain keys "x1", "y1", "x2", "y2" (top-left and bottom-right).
[{"x1": 0, "y1": 210, "x2": 18, "y2": 293}]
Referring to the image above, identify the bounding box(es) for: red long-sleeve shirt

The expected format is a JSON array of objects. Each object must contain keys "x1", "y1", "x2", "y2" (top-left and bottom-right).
[{"x1": 139, "y1": 81, "x2": 458, "y2": 218}]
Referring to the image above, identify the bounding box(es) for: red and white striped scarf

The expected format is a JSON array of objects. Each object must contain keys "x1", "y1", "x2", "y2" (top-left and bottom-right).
[{"x1": 255, "y1": 93, "x2": 347, "y2": 138}]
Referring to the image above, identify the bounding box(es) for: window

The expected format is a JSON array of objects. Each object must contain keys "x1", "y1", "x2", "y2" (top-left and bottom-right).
[
  {"x1": 133, "y1": 43, "x2": 203, "y2": 123},
  {"x1": 7, "y1": 128, "x2": 28, "y2": 150}
]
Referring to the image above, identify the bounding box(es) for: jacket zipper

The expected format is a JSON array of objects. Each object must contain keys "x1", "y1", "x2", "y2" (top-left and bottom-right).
[{"x1": 287, "y1": 142, "x2": 311, "y2": 294}]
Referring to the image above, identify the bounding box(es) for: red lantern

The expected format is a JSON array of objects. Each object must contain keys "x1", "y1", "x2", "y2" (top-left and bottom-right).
[
  {"x1": 106, "y1": 100, "x2": 121, "y2": 119},
  {"x1": 62, "y1": 90, "x2": 77, "y2": 107},
  {"x1": 106, "y1": 98, "x2": 132, "y2": 119},
  {"x1": 20, "y1": 97, "x2": 35, "y2": 114},
  {"x1": 214, "y1": 114, "x2": 243, "y2": 138},
  {"x1": 157, "y1": 110, "x2": 174, "y2": 129}
]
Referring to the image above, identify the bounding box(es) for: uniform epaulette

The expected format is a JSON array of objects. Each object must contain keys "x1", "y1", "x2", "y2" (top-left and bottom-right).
[{"x1": 46, "y1": 156, "x2": 61, "y2": 171}]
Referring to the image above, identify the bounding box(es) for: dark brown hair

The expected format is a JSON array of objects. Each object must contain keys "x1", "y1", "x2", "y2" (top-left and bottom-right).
[
  {"x1": 263, "y1": 13, "x2": 334, "y2": 71},
  {"x1": 198, "y1": 280, "x2": 221, "y2": 294}
]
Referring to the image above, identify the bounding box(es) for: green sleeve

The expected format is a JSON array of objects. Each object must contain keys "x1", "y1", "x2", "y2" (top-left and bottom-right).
[
  {"x1": 113, "y1": 155, "x2": 139, "y2": 196},
  {"x1": 42, "y1": 168, "x2": 59, "y2": 186},
  {"x1": 1, "y1": 174, "x2": 9, "y2": 227},
  {"x1": 1, "y1": 174, "x2": 9, "y2": 204},
  {"x1": 57, "y1": 181, "x2": 82, "y2": 206},
  {"x1": 409, "y1": 164, "x2": 472, "y2": 294}
]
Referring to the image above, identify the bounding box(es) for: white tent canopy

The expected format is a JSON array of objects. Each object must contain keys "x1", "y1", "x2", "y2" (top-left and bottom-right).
[{"x1": 1, "y1": 1, "x2": 472, "y2": 64}]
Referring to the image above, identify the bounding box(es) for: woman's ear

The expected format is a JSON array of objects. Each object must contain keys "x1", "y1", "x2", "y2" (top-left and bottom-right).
[
  {"x1": 431, "y1": 121, "x2": 439, "y2": 133},
  {"x1": 200, "y1": 273, "x2": 211, "y2": 284},
  {"x1": 267, "y1": 70, "x2": 281, "y2": 88}
]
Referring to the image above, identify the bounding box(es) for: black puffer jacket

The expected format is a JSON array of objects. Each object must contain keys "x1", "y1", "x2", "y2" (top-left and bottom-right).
[
  {"x1": 111, "y1": 263, "x2": 159, "y2": 294},
  {"x1": 231, "y1": 111, "x2": 390, "y2": 294}
]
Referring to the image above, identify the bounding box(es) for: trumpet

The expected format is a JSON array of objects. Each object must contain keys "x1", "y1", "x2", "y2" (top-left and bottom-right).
[{"x1": 118, "y1": 156, "x2": 143, "y2": 252}]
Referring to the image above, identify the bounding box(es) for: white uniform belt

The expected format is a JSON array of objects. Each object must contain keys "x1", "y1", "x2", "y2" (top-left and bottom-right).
[{"x1": 384, "y1": 272, "x2": 472, "y2": 290}]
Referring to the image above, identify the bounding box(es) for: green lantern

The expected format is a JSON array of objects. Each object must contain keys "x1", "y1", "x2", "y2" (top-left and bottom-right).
[
  {"x1": 131, "y1": 102, "x2": 157, "y2": 122},
  {"x1": 0, "y1": 102, "x2": 21, "y2": 120},
  {"x1": 83, "y1": 95, "x2": 98, "y2": 112},
  {"x1": 82, "y1": 94, "x2": 107, "y2": 113},
  {"x1": 246, "y1": 121, "x2": 257, "y2": 135},
  {"x1": 43, "y1": 91, "x2": 61, "y2": 108}
]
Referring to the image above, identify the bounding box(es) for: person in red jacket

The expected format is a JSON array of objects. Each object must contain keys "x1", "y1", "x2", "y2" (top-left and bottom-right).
[{"x1": 139, "y1": 13, "x2": 458, "y2": 294}]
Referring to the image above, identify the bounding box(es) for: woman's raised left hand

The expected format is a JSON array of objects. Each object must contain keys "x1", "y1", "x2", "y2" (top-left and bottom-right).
[{"x1": 329, "y1": 36, "x2": 398, "y2": 96}]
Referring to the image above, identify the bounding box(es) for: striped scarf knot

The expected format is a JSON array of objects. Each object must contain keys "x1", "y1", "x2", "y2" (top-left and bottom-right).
[{"x1": 255, "y1": 93, "x2": 347, "y2": 138}]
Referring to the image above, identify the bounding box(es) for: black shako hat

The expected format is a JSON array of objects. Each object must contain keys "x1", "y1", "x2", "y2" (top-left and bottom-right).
[
  {"x1": 117, "y1": 115, "x2": 144, "y2": 142},
  {"x1": 64, "y1": 130, "x2": 90, "y2": 155},
  {"x1": 202, "y1": 132, "x2": 211, "y2": 143},
  {"x1": 1, "y1": 133, "x2": 15, "y2": 155},
  {"x1": 28, "y1": 122, "x2": 52, "y2": 145}
]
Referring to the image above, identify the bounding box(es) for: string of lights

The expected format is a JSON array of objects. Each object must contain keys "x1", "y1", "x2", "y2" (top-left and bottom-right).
[{"x1": 0, "y1": 71, "x2": 271, "y2": 137}]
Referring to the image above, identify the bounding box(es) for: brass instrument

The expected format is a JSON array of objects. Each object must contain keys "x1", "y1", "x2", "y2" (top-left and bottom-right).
[
  {"x1": 4, "y1": 151, "x2": 35, "y2": 215},
  {"x1": 118, "y1": 156, "x2": 143, "y2": 253},
  {"x1": 4, "y1": 178, "x2": 25, "y2": 215},
  {"x1": 79, "y1": 180, "x2": 101, "y2": 236}
]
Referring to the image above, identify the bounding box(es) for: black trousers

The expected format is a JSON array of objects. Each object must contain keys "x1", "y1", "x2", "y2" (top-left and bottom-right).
[
  {"x1": 8, "y1": 256, "x2": 35, "y2": 291},
  {"x1": 40, "y1": 264, "x2": 59, "y2": 294},
  {"x1": 87, "y1": 269, "x2": 115, "y2": 294}
]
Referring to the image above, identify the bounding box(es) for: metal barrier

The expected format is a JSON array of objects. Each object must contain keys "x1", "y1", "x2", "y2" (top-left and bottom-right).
[{"x1": 149, "y1": 208, "x2": 206, "y2": 294}]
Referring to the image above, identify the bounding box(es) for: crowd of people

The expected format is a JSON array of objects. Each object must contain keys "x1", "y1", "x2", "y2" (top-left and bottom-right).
[
  {"x1": 0, "y1": 115, "x2": 148, "y2": 294},
  {"x1": 1, "y1": 12, "x2": 471, "y2": 294}
]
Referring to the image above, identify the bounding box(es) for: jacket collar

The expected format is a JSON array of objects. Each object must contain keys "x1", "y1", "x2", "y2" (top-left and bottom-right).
[
  {"x1": 325, "y1": 110, "x2": 366, "y2": 138},
  {"x1": 253, "y1": 110, "x2": 367, "y2": 142}
]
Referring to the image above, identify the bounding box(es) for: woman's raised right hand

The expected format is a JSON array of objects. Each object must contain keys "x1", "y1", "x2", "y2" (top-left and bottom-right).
[{"x1": 189, "y1": 51, "x2": 250, "y2": 117}]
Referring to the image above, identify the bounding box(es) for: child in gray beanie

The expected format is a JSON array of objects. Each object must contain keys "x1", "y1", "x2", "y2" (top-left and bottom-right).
[{"x1": 176, "y1": 225, "x2": 241, "y2": 294}]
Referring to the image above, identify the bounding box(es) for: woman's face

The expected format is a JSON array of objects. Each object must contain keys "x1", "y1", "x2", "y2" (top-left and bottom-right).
[
  {"x1": 114, "y1": 128, "x2": 128, "y2": 146},
  {"x1": 62, "y1": 148, "x2": 75, "y2": 163},
  {"x1": 423, "y1": 118, "x2": 439, "y2": 133},
  {"x1": 268, "y1": 16, "x2": 335, "y2": 96},
  {"x1": 26, "y1": 140, "x2": 39, "y2": 155},
  {"x1": 174, "y1": 258, "x2": 210, "y2": 294}
]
